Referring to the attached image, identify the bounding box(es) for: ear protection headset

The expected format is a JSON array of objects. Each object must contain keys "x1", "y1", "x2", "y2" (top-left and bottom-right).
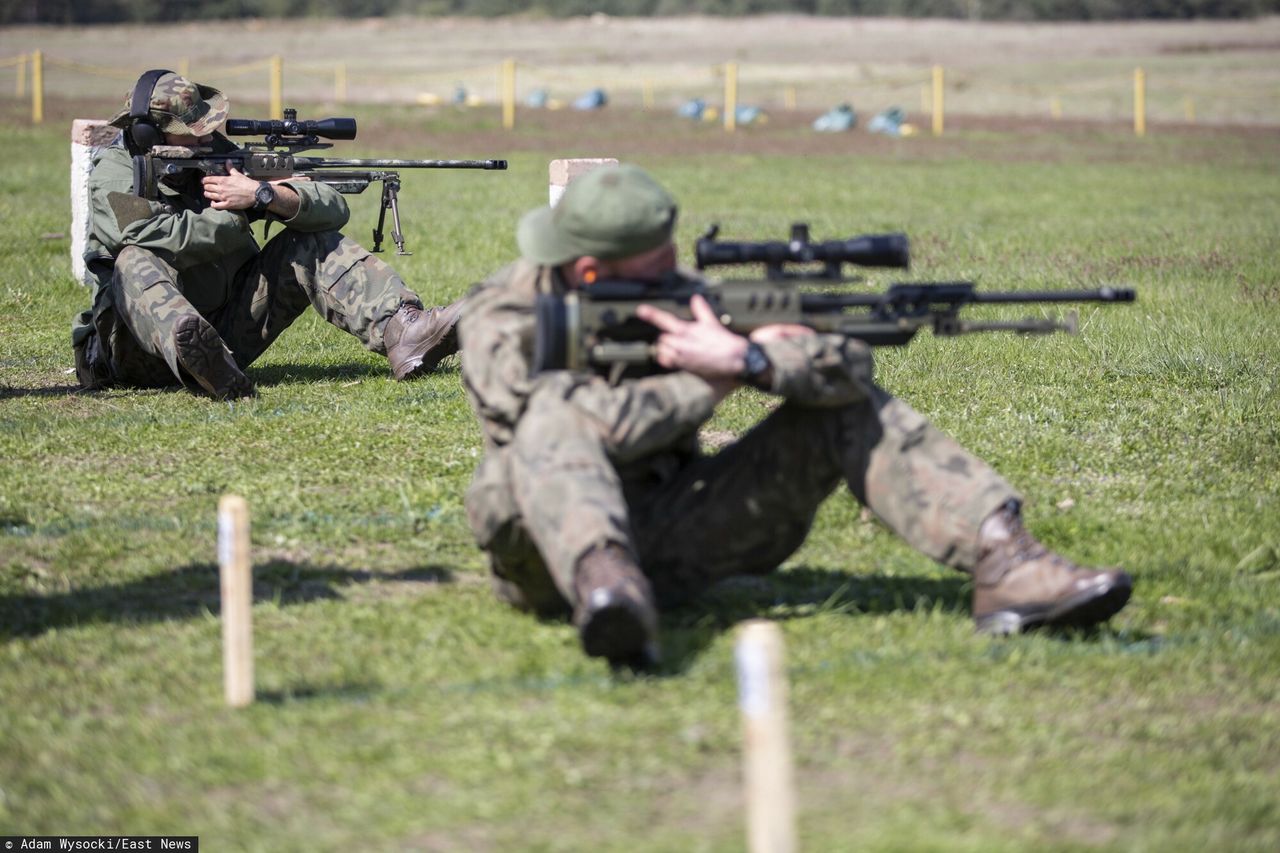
[{"x1": 125, "y1": 68, "x2": 174, "y2": 152}]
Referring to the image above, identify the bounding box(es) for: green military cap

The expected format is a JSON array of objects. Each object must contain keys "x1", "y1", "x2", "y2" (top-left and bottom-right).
[
  {"x1": 109, "y1": 72, "x2": 229, "y2": 136},
  {"x1": 517, "y1": 164, "x2": 678, "y2": 266}
]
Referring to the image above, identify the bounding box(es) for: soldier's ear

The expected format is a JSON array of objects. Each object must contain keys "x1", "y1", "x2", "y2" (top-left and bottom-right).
[{"x1": 570, "y1": 256, "x2": 603, "y2": 288}]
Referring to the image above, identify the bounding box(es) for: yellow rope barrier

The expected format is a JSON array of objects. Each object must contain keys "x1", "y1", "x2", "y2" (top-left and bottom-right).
[
  {"x1": 200, "y1": 58, "x2": 273, "y2": 77},
  {"x1": 7, "y1": 51, "x2": 1241, "y2": 129},
  {"x1": 42, "y1": 56, "x2": 140, "y2": 79}
]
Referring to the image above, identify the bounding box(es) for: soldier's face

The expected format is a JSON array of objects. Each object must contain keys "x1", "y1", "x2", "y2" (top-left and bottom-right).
[
  {"x1": 164, "y1": 130, "x2": 214, "y2": 148},
  {"x1": 597, "y1": 240, "x2": 677, "y2": 283}
]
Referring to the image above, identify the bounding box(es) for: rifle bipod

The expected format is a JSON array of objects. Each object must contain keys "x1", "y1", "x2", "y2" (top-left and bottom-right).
[{"x1": 372, "y1": 174, "x2": 408, "y2": 255}]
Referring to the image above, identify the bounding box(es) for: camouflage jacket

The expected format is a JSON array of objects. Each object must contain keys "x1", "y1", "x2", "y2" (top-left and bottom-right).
[
  {"x1": 73, "y1": 136, "x2": 350, "y2": 346},
  {"x1": 459, "y1": 258, "x2": 877, "y2": 482}
]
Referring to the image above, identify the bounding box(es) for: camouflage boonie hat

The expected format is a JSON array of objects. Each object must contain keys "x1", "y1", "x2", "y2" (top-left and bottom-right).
[
  {"x1": 517, "y1": 164, "x2": 678, "y2": 266},
  {"x1": 109, "y1": 72, "x2": 229, "y2": 136}
]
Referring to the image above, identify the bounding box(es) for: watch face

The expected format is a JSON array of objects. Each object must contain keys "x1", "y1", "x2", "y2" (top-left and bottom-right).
[
  {"x1": 743, "y1": 343, "x2": 769, "y2": 378},
  {"x1": 254, "y1": 183, "x2": 275, "y2": 208}
]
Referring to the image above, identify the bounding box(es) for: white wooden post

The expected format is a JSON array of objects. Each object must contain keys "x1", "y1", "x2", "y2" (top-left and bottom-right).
[
  {"x1": 70, "y1": 119, "x2": 119, "y2": 284},
  {"x1": 549, "y1": 158, "x2": 619, "y2": 207}
]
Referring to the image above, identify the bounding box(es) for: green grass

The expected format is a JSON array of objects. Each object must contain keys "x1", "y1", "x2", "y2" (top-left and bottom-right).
[{"x1": 2, "y1": 103, "x2": 1279, "y2": 851}]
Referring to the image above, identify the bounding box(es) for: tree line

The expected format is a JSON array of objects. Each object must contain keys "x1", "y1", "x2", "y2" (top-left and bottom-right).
[{"x1": 4, "y1": 0, "x2": 1275, "y2": 25}]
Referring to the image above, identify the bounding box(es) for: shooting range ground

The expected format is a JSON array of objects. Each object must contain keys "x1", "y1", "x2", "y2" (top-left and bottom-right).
[{"x1": 1, "y1": 14, "x2": 1279, "y2": 852}]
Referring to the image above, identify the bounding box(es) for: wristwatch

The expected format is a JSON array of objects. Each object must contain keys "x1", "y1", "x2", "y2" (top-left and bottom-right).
[
  {"x1": 740, "y1": 341, "x2": 772, "y2": 389},
  {"x1": 252, "y1": 181, "x2": 276, "y2": 213}
]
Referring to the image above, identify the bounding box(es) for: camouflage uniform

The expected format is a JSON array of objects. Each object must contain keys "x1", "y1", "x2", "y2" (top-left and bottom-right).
[
  {"x1": 460, "y1": 259, "x2": 1020, "y2": 614},
  {"x1": 71, "y1": 138, "x2": 420, "y2": 392}
]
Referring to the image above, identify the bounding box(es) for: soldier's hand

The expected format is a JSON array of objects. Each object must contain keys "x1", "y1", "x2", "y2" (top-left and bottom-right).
[
  {"x1": 637, "y1": 295, "x2": 748, "y2": 382},
  {"x1": 202, "y1": 167, "x2": 259, "y2": 211}
]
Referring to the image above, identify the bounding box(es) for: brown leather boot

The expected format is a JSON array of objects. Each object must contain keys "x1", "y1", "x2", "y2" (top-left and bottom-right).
[
  {"x1": 971, "y1": 501, "x2": 1132, "y2": 635},
  {"x1": 383, "y1": 300, "x2": 463, "y2": 380},
  {"x1": 173, "y1": 314, "x2": 256, "y2": 401},
  {"x1": 573, "y1": 544, "x2": 660, "y2": 668}
]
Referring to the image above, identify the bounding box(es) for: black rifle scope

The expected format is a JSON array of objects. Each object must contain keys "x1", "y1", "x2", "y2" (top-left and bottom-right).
[
  {"x1": 696, "y1": 222, "x2": 911, "y2": 272},
  {"x1": 225, "y1": 108, "x2": 357, "y2": 141}
]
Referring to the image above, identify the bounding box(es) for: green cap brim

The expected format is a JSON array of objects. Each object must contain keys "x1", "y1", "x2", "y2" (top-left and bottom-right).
[{"x1": 517, "y1": 205, "x2": 580, "y2": 267}]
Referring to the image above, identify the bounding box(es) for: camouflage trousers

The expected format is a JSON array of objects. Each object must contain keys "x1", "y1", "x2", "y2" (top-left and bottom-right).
[
  {"x1": 86, "y1": 230, "x2": 419, "y2": 389},
  {"x1": 465, "y1": 386, "x2": 1019, "y2": 615}
]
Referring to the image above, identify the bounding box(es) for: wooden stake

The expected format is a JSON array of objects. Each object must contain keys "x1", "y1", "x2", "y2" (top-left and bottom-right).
[
  {"x1": 736, "y1": 620, "x2": 796, "y2": 853},
  {"x1": 218, "y1": 494, "x2": 254, "y2": 708},
  {"x1": 724, "y1": 61, "x2": 738, "y2": 133},
  {"x1": 931, "y1": 64, "x2": 944, "y2": 136},
  {"x1": 1133, "y1": 67, "x2": 1146, "y2": 137}
]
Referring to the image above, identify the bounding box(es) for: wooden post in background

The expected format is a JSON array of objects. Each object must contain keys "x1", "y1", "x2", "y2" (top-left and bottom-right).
[
  {"x1": 736, "y1": 620, "x2": 796, "y2": 853},
  {"x1": 1133, "y1": 67, "x2": 1146, "y2": 137},
  {"x1": 931, "y1": 64, "x2": 944, "y2": 136},
  {"x1": 32, "y1": 49, "x2": 43, "y2": 125},
  {"x1": 335, "y1": 62, "x2": 347, "y2": 104},
  {"x1": 501, "y1": 58, "x2": 516, "y2": 131},
  {"x1": 269, "y1": 55, "x2": 283, "y2": 119},
  {"x1": 724, "y1": 61, "x2": 738, "y2": 133},
  {"x1": 218, "y1": 495, "x2": 254, "y2": 708}
]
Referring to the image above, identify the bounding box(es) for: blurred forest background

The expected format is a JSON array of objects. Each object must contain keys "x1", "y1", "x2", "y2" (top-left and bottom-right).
[{"x1": 5, "y1": 0, "x2": 1278, "y2": 25}]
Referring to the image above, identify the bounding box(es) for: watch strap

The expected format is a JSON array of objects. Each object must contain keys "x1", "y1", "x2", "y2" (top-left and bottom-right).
[{"x1": 740, "y1": 341, "x2": 772, "y2": 389}]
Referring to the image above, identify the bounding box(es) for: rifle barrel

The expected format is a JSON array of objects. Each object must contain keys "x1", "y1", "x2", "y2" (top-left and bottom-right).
[
  {"x1": 970, "y1": 287, "x2": 1135, "y2": 303},
  {"x1": 293, "y1": 157, "x2": 508, "y2": 170},
  {"x1": 798, "y1": 285, "x2": 1135, "y2": 312}
]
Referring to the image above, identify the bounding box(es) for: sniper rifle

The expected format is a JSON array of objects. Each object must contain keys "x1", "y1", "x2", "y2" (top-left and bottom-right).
[
  {"x1": 131, "y1": 108, "x2": 508, "y2": 254},
  {"x1": 533, "y1": 223, "x2": 1135, "y2": 377}
]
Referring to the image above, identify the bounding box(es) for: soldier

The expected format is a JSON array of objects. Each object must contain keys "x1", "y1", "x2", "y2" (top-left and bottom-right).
[
  {"x1": 459, "y1": 163, "x2": 1133, "y2": 668},
  {"x1": 72, "y1": 71, "x2": 462, "y2": 399}
]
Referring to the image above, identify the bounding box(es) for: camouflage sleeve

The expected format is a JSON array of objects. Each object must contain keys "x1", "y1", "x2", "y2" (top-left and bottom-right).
[
  {"x1": 459, "y1": 273, "x2": 537, "y2": 448},
  {"x1": 276, "y1": 179, "x2": 351, "y2": 232},
  {"x1": 459, "y1": 266, "x2": 717, "y2": 460},
  {"x1": 89, "y1": 147, "x2": 257, "y2": 270},
  {"x1": 534, "y1": 371, "x2": 717, "y2": 464},
  {"x1": 758, "y1": 333, "x2": 876, "y2": 407}
]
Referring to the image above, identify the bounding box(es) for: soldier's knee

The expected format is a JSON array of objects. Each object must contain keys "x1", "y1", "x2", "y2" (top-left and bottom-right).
[
  {"x1": 111, "y1": 246, "x2": 172, "y2": 296},
  {"x1": 114, "y1": 245, "x2": 151, "y2": 264},
  {"x1": 512, "y1": 394, "x2": 602, "y2": 458}
]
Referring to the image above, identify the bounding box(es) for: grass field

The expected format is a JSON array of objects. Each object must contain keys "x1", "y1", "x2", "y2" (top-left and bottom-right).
[{"x1": 2, "y1": 17, "x2": 1280, "y2": 850}]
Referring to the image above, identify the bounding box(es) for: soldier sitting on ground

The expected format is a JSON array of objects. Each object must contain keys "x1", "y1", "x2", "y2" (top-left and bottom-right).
[
  {"x1": 73, "y1": 70, "x2": 462, "y2": 399},
  {"x1": 458, "y1": 163, "x2": 1134, "y2": 668}
]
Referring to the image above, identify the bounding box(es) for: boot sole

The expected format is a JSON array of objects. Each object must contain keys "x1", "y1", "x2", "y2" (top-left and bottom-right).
[
  {"x1": 975, "y1": 572, "x2": 1133, "y2": 636},
  {"x1": 174, "y1": 316, "x2": 256, "y2": 401}
]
